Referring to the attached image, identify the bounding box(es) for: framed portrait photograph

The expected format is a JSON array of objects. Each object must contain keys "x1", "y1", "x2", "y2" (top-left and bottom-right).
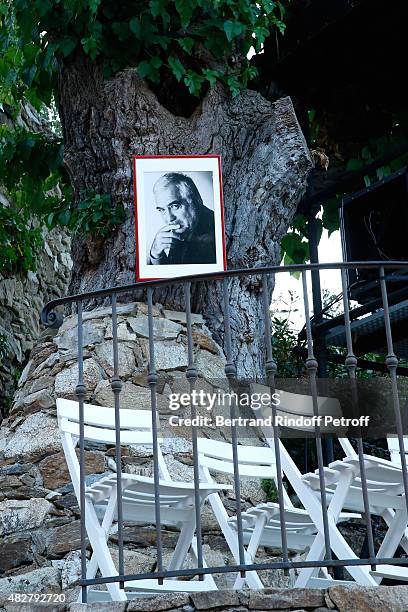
[{"x1": 133, "y1": 155, "x2": 227, "y2": 281}]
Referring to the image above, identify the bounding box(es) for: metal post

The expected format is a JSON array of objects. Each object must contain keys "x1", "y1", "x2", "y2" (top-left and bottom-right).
[
  {"x1": 341, "y1": 268, "x2": 376, "y2": 569},
  {"x1": 379, "y1": 267, "x2": 408, "y2": 514},
  {"x1": 302, "y1": 270, "x2": 332, "y2": 566},
  {"x1": 262, "y1": 273, "x2": 289, "y2": 574},
  {"x1": 147, "y1": 287, "x2": 164, "y2": 584},
  {"x1": 76, "y1": 300, "x2": 87, "y2": 604},
  {"x1": 308, "y1": 210, "x2": 334, "y2": 464},
  {"x1": 222, "y1": 278, "x2": 246, "y2": 578},
  {"x1": 111, "y1": 294, "x2": 125, "y2": 588},
  {"x1": 184, "y1": 281, "x2": 204, "y2": 580}
]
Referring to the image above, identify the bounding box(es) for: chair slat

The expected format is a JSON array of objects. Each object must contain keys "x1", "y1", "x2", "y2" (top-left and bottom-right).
[
  {"x1": 197, "y1": 438, "x2": 277, "y2": 466},
  {"x1": 57, "y1": 398, "x2": 152, "y2": 430},
  {"x1": 199, "y1": 454, "x2": 275, "y2": 479},
  {"x1": 61, "y1": 418, "x2": 153, "y2": 445}
]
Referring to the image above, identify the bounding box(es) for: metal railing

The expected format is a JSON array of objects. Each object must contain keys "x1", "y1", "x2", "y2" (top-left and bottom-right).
[{"x1": 41, "y1": 261, "x2": 408, "y2": 602}]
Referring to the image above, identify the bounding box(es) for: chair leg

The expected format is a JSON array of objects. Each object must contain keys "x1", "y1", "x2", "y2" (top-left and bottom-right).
[
  {"x1": 159, "y1": 509, "x2": 218, "y2": 591},
  {"x1": 377, "y1": 508, "x2": 408, "y2": 560},
  {"x1": 295, "y1": 533, "x2": 326, "y2": 587},
  {"x1": 167, "y1": 516, "x2": 196, "y2": 572},
  {"x1": 233, "y1": 515, "x2": 267, "y2": 590},
  {"x1": 296, "y1": 469, "x2": 377, "y2": 587},
  {"x1": 295, "y1": 526, "x2": 378, "y2": 587},
  {"x1": 83, "y1": 499, "x2": 127, "y2": 602},
  {"x1": 83, "y1": 489, "x2": 120, "y2": 588},
  {"x1": 166, "y1": 513, "x2": 217, "y2": 590},
  {"x1": 205, "y1": 490, "x2": 264, "y2": 590},
  {"x1": 190, "y1": 537, "x2": 218, "y2": 590}
]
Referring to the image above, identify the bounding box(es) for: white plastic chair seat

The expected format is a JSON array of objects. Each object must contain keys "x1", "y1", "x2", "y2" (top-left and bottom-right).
[
  {"x1": 370, "y1": 565, "x2": 408, "y2": 581},
  {"x1": 229, "y1": 502, "x2": 358, "y2": 532},
  {"x1": 89, "y1": 474, "x2": 231, "y2": 526},
  {"x1": 227, "y1": 502, "x2": 360, "y2": 552},
  {"x1": 302, "y1": 458, "x2": 407, "y2": 513},
  {"x1": 86, "y1": 472, "x2": 229, "y2": 505}
]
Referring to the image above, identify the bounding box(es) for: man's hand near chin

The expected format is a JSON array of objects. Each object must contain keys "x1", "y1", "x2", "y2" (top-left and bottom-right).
[{"x1": 149, "y1": 223, "x2": 183, "y2": 264}]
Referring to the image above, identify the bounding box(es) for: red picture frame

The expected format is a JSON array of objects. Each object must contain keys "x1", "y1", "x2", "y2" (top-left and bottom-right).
[{"x1": 133, "y1": 154, "x2": 227, "y2": 281}]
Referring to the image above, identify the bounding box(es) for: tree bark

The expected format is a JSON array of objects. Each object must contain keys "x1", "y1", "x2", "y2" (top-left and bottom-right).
[{"x1": 59, "y1": 53, "x2": 312, "y2": 377}]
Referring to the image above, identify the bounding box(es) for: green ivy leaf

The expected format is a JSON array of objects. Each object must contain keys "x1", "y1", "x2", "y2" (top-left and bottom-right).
[
  {"x1": 281, "y1": 232, "x2": 309, "y2": 264},
  {"x1": 22, "y1": 42, "x2": 38, "y2": 63},
  {"x1": 262, "y1": 0, "x2": 276, "y2": 15},
  {"x1": 137, "y1": 60, "x2": 151, "y2": 79},
  {"x1": 223, "y1": 20, "x2": 246, "y2": 42},
  {"x1": 203, "y1": 68, "x2": 222, "y2": 87},
  {"x1": 183, "y1": 70, "x2": 204, "y2": 96},
  {"x1": 254, "y1": 25, "x2": 269, "y2": 46},
  {"x1": 59, "y1": 37, "x2": 77, "y2": 57},
  {"x1": 175, "y1": 0, "x2": 193, "y2": 28},
  {"x1": 322, "y1": 198, "x2": 340, "y2": 236},
  {"x1": 346, "y1": 158, "x2": 363, "y2": 172},
  {"x1": 81, "y1": 36, "x2": 100, "y2": 60},
  {"x1": 129, "y1": 17, "x2": 141, "y2": 38},
  {"x1": 178, "y1": 37, "x2": 194, "y2": 54},
  {"x1": 292, "y1": 213, "x2": 307, "y2": 232},
  {"x1": 138, "y1": 57, "x2": 162, "y2": 82},
  {"x1": 58, "y1": 209, "x2": 71, "y2": 226},
  {"x1": 150, "y1": 0, "x2": 170, "y2": 26},
  {"x1": 168, "y1": 56, "x2": 185, "y2": 82},
  {"x1": 88, "y1": 0, "x2": 101, "y2": 15},
  {"x1": 226, "y1": 74, "x2": 241, "y2": 97},
  {"x1": 150, "y1": 0, "x2": 163, "y2": 17}
]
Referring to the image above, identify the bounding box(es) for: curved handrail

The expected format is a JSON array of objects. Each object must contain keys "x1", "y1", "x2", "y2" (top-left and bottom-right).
[{"x1": 41, "y1": 260, "x2": 408, "y2": 326}]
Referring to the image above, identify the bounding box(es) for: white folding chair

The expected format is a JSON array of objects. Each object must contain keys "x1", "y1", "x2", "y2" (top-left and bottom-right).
[
  {"x1": 387, "y1": 436, "x2": 408, "y2": 467},
  {"x1": 251, "y1": 385, "x2": 386, "y2": 587},
  {"x1": 254, "y1": 385, "x2": 408, "y2": 587},
  {"x1": 197, "y1": 437, "x2": 357, "y2": 590},
  {"x1": 301, "y1": 454, "x2": 408, "y2": 585},
  {"x1": 57, "y1": 399, "x2": 230, "y2": 602},
  {"x1": 335, "y1": 434, "x2": 408, "y2": 583}
]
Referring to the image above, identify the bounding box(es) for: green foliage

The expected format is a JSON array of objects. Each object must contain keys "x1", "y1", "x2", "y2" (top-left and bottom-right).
[
  {"x1": 261, "y1": 478, "x2": 277, "y2": 502},
  {"x1": 0, "y1": 1, "x2": 289, "y2": 275},
  {"x1": 346, "y1": 134, "x2": 408, "y2": 188},
  {"x1": 0, "y1": 124, "x2": 64, "y2": 216},
  {"x1": 281, "y1": 231, "x2": 309, "y2": 266},
  {"x1": 271, "y1": 315, "x2": 302, "y2": 378},
  {"x1": 280, "y1": 109, "x2": 408, "y2": 267},
  {"x1": 0, "y1": 122, "x2": 124, "y2": 273},
  {"x1": 280, "y1": 213, "x2": 313, "y2": 271},
  {"x1": 261, "y1": 478, "x2": 290, "y2": 503},
  {"x1": 0, "y1": 0, "x2": 289, "y2": 101},
  {"x1": 0, "y1": 205, "x2": 43, "y2": 275},
  {"x1": 48, "y1": 191, "x2": 126, "y2": 238},
  {"x1": 0, "y1": 1, "x2": 289, "y2": 273},
  {"x1": 0, "y1": 122, "x2": 64, "y2": 275}
]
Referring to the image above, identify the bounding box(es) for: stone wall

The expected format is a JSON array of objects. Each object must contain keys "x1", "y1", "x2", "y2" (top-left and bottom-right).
[
  {"x1": 0, "y1": 227, "x2": 72, "y2": 414},
  {"x1": 1, "y1": 302, "x2": 294, "y2": 600},
  {"x1": 2, "y1": 586, "x2": 408, "y2": 612},
  {"x1": 1, "y1": 301, "x2": 407, "y2": 609}
]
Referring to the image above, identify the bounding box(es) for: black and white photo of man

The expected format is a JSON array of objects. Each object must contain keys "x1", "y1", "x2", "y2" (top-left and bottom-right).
[
  {"x1": 134, "y1": 155, "x2": 226, "y2": 281},
  {"x1": 147, "y1": 172, "x2": 216, "y2": 265}
]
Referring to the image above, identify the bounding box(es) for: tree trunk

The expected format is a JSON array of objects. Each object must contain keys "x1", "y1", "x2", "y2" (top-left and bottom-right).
[{"x1": 59, "y1": 54, "x2": 312, "y2": 377}]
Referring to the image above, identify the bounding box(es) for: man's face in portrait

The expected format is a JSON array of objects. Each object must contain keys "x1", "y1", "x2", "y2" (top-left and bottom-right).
[{"x1": 153, "y1": 183, "x2": 198, "y2": 239}]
